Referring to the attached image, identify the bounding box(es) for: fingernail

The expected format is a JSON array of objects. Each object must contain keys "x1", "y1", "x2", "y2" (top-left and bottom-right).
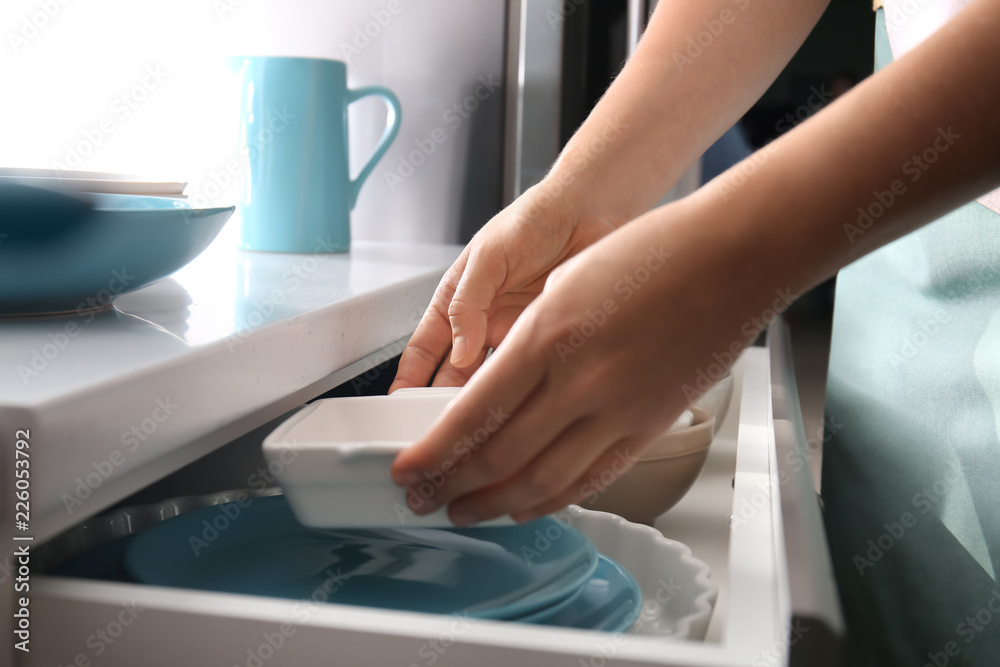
[
  {"x1": 449, "y1": 508, "x2": 479, "y2": 528},
  {"x1": 451, "y1": 336, "x2": 468, "y2": 365}
]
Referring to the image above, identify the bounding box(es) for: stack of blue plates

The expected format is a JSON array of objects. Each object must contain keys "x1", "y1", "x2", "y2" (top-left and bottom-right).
[{"x1": 122, "y1": 495, "x2": 642, "y2": 632}]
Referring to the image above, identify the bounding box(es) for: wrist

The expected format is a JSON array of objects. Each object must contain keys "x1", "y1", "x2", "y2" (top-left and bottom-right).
[
  {"x1": 639, "y1": 194, "x2": 797, "y2": 350},
  {"x1": 535, "y1": 165, "x2": 631, "y2": 232},
  {"x1": 541, "y1": 117, "x2": 653, "y2": 229}
]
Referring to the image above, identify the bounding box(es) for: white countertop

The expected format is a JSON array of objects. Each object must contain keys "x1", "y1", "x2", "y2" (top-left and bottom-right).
[{"x1": 0, "y1": 220, "x2": 462, "y2": 542}]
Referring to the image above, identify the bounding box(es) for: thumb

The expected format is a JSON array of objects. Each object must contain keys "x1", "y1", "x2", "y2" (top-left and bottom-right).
[{"x1": 448, "y1": 245, "x2": 505, "y2": 367}]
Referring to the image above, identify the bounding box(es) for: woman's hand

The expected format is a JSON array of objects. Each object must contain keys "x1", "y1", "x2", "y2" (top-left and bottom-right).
[
  {"x1": 388, "y1": 0, "x2": 836, "y2": 394},
  {"x1": 389, "y1": 180, "x2": 624, "y2": 390},
  {"x1": 389, "y1": 0, "x2": 1000, "y2": 525},
  {"x1": 390, "y1": 198, "x2": 758, "y2": 525}
]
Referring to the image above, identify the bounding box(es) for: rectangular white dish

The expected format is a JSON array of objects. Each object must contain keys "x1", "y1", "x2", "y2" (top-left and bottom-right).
[
  {"x1": 264, "y1": 386, "x2": 703, "y2": 529},
  {"x1": 262, "y1": 390, "x2": 514, "y2": 528}
]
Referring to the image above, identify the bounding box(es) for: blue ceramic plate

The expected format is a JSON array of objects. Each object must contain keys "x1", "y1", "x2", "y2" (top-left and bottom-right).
[
  {"x1": 518, "y1": 555, "x2": 642, "y2": 632},
  {"x1": 123, "y1": 495, "x2": 598, "y2": 620},
  {"x1": 0, "y1": 183, "x2": 232, "y2": 316}
]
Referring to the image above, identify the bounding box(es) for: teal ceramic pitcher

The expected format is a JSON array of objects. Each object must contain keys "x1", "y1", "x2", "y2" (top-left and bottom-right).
[{"x1": 236, "y1": 57, "x2": 401, "y2": 253}]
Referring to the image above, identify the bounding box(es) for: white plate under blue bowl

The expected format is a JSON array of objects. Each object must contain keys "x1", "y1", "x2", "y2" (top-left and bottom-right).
[
  {"x1": 123, "y1": 495, "x2": 599, "y2": 620},
  {"x1": 524, "y1": 555, "x2": 642, "y2": 632},
  {"x1": 0, "y1": 167, "x2": 187, "y2": 196},
  {"x1": 0, "y1": 182, "x2": 231, "y2": 316}
]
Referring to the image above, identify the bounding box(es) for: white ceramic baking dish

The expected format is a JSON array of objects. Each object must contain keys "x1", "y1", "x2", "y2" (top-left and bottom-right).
[{"x1": 261, "y1": 390, "x2": 513, "y2": 527}]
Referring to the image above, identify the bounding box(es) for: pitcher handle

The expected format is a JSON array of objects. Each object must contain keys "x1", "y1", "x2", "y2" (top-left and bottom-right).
[{"x1": 346, "y1": 86, "x2": 402, "y2": 210}]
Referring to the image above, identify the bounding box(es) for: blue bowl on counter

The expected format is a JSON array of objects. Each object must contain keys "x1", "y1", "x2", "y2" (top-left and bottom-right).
[{"x1": 0, "y1": 183, "x2": 233, "y2": 316}]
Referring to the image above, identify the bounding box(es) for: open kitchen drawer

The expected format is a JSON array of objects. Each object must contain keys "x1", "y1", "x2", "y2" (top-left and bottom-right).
[{"x1": 12, "y1": 320, "x2": 843, "y2": 667}]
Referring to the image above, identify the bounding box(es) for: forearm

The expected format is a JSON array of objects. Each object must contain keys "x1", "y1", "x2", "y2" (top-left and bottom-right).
[
  {"x1": 667, "y1": 0, "x2": 1000, "y2": 322},
  {"x1": 390, "y1": 0, "x2": 1000, "y2": 527},
  {"x1": 546, "y1": 0, "x2": 831, "y2": 225}
]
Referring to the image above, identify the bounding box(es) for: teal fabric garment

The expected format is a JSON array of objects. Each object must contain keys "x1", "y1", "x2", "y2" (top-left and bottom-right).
[{"x1": 822, "y1": 9, "x2": 1000, "y2": 666}]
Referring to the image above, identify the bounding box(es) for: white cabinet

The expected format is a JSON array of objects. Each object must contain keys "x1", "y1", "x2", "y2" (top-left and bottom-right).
[{"x1": 2, "y1": 234, "x2": 841, "y2": 666}]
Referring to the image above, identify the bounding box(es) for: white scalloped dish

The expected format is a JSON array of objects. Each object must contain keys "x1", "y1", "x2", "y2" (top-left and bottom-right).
[{"x1": 558, "y1": 506, "x2": 718, "y2": 639}]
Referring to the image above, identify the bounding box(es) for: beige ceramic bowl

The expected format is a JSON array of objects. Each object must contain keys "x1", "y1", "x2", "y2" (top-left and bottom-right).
[
  {"x1": 582, "y1": 407, "x2": 714, "y2": 525},
  {"x1": 694, "y1": 370, "x2": 734, "y2": 434}
]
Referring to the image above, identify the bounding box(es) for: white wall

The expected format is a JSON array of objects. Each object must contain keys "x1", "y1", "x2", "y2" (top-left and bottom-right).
[{"x1": 1, "y1": 0, "x2": 507, "y2": 244}]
